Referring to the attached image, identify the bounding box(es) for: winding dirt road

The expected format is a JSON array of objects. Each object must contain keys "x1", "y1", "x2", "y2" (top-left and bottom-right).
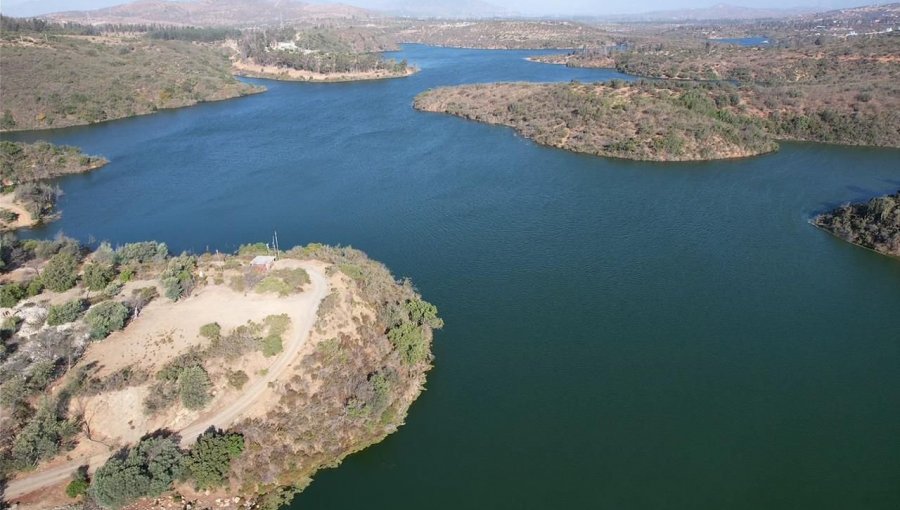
[{"x1": 3, "y1": 265, "x2": 329, "y2": 502}]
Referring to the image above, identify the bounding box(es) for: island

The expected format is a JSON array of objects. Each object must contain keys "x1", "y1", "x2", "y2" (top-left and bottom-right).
[
  {"x1": 813, "y1": 191, "x2": 900, "y2": 257},
  {"x1": 0, "y1": 238, "x2": 442, "y2": 509},
  {"x1": 414, "y1": 81, "x2": 777, "y2": 162},
  {"x1": 1, "y1": 141, "x2": 108, "y2": 230}
]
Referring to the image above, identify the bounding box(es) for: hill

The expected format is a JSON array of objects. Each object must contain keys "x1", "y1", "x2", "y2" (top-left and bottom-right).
[
  {"x1": 414, "y1": 81, "x2": 777, "y2": 162},
  {"x1": 603, "y1": 3, "x2": 816, "y2": 22},
  {"x1": 814, "y1": 192, "x2": 900, "y2": 257},
  {"x1": 0, "y1": 19, "x2": 263, "y2": 132},
  {"x1": 44, "y1": 0, "x2": 373, "y2": 27},
  {"x1": 0, "y1": 239, "x2": 442, "y2": 508}
]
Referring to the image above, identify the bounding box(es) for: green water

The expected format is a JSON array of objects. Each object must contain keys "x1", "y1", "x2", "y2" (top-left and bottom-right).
[{"x1": 6, "y1": 45, "x2": 900, "y2": 509}]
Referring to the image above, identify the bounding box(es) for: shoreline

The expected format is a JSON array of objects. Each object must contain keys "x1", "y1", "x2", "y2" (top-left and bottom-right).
[{"x1": 232, "y1": 60, "x2": 419, "y2": 83}]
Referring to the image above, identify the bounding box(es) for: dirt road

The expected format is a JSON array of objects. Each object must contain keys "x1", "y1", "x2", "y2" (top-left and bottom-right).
[{"x1": 3, "y1": 264, "x2": 329, "y2": 502}]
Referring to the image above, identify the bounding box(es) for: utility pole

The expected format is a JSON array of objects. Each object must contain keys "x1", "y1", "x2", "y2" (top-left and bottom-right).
[{"x1": 273, "y1": 230, "x2": 280, "y2": 259}]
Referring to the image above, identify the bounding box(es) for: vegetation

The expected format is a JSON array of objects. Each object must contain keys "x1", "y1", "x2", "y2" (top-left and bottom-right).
[
  {"x1": 395, "y1": 20, "x2": 611, "y2": 49},
  {"x1": 415, "y1": 81, "x2": 777, "y2": 161},
  {"x1": 47, "y1": 299, "x2": 87, "y2": 326},
  {"x1": 89, "y1": 435, "x2": 185, "y2": 509},
  {"x1": 1, "y1": 140, "x2": 107, "y2": 186},
  {"x1": 66, "y1": 467, "x2": 90, "y2": 498},
  {"x1": 237, "y1": 28, "x2": 409, "y2": 78},
  {"x1": 814, "y1": 191, "x2": 900, "y2": 257},
  {"x1": 84, "y1": 301, "x2": 129, "y2": 339},
  {"x1": 161, "y1": 254, "x2": 197, "y2": 301},
  {"x1": 8, "y1": 397, "x2": 78, "y2": 471},
  {"x1": 534, "y1": 35, "x2": 900, "y2": 149},
  {"x1": 183, "y1": 429, "x2": 245, "y2": 490},
  {"x1": 42, "y1": 250, "x2": 81, "y2": 292},
  {"x1": 0, "y1": 20, "x2": 263, "y2": 132}
]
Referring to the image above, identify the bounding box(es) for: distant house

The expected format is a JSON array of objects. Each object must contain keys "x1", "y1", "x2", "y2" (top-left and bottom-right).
[
  {"x1": 250, "y1": 255, "x2": 276, "y2": 272},
  {"x1": 274, "y1": 41, "x2": 298, "y2": 51}
]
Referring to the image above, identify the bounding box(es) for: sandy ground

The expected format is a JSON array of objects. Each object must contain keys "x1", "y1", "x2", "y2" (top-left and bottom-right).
[
  {"x1": 4, "y1": 260, "x2": 331, "y2": 504},
  {"x1": 232, "y1": 59, "x2": 417, "y2": 82},
  {"x1": 0, "y1": 192, "x2": 36, "y2": 230}
]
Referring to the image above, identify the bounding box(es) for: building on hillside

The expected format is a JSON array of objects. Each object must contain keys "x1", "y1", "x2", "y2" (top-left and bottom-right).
[{"x1": 250, "y1": 255, "x2": 276, "y2": 272}]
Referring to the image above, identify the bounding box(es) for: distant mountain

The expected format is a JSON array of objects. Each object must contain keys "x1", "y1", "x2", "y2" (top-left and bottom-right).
[
  {"x1": 603, "y1": 3, "x2": 818, "y2": 22},
  {"x1": 1, "y1": 0, "x2": 126, "y2": 18},
  {"x1": 351, "y1": 0, "x2": 513, "y2": 19},
  {"x1": 41, "y1": 0, "x2": 373, "y2": 27}
]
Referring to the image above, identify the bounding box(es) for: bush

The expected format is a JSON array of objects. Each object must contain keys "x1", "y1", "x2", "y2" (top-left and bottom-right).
[
  {"x1": 90, "y1": 436, "x2": 184, "y2": 509},
  {"x1": 47, "y1": 298, "x2": 86, "y2": 326},
  {"x1": 25, "y1": 278, "x2": 44, "y2": 297},
  {"x1": 261, "y1": 334, "x2": 283, "y2": 357},
  {"x1": 11, "y1": 397, "x2": 78, "y2": 468},
  {"x1": 0, "y1": 283, "x2": 25, "y2": 307},
  {"x1": 199, "y1": 322, "x2": 221, "y2": 340},
  {"x1": 83, "y1": 262, "x2": 116, "y2": 291},
  {"x1": 117, "y1": 241, "x2": 168, "y2": 264},
  {"x1": 178, "y1": 365, "x2": 211, "y2": 410},
  {"x1": 84, "y1": 301, "x2": 129, "y2": 339},
  {"x1": 66, "y1": 467, "x2": 89, "y2": 498},
  {"x1": 161, "y1": 255, "x2": 196, "y2": 301},
  {"x1": 184, "y1": 429, "x2": 244, "y2": 489},
  {"x1": 226, "y1": 369, "x2": 249, "y2": 390},
  {"x1": 42, "y1": 251, "x2": 79, "y2": 292}
]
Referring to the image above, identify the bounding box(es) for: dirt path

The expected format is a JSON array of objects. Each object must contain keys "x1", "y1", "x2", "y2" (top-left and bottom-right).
[
  {"x1": 3, "y1": 266, "x2": 330, "y2": 502},
  {"x1": 0, "y1": 192, "x2": 36, "y2": 230}
]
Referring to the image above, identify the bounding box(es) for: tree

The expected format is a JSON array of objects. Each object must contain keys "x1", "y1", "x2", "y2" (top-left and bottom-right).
[
  {"x1": 0, "y1": 283, "x2": 25, "y2": 307},
  {"x1": 42, "y1": 251, "x2": 79, "y2": 292},
  {"x1": 184, "y1": 429, "x2": 244, "y2": 489},
  {"x1": 47, "y1": 299, "x2": 86, "y2": 325},
  {"x1": 84, "y1": 301, "x2": 129, "y2": 339},
  {"x1": 178, "y1": 365, "x2": 211, "y2": 410},
  {"x1": 11, "y1": 397, "x2": 77, "y2": 468},
  {"x1": 83, "y1": 263, "x2": 116, "y2": 291},
  {"x1": 66, "y1": 467, "x2": 89, "y2": 498},
  {"x1": 161, "y1": 255, "x2": 196, "y2": 301},
  {"x1": 90, "y1": 436, "x2": 184, "y2": 509}
]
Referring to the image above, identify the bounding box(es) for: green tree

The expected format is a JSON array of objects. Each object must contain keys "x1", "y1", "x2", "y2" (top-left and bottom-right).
[
  {"x1": 42, "y1": 251, "x2": 79, "y2": 292},
  {"x1": 0, "y1": 282, "x2": 25, "y2": 307},
  {"x1": 47, "y1": 298, "x2": 86, "y2": 326},
  {"x1": 161, "y1": 255, "x2": 196, "y2": 301},
  {"x1": 66, "y1": 467, "x2": 89, "y2": 498},
  {"x1": 184, "y1": 429, "x2": 244, "y2": 489},
  {"x1": 178, "y1": 365, "x2": 211, "y2": 410},
  {"x1": 84, "y1": 301, "x2": 129, "y2": 339},
  {"x1": 11, "y1": 397, "x2": 78, "y2": 468},
  {"x1": 83, "y1": 263, "x2": 116, "y2": 291},
  {"x1": 90, "y1": 436, "x2": 184, "y2": 509}
]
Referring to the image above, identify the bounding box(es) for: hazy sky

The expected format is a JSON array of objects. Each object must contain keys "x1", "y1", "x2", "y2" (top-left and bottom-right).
[{"x1": 0, "y1": 0, "x2": 880, "y2": 17}]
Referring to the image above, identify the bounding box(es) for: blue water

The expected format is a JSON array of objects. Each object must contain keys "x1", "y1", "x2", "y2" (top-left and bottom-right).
[
  {"x1": 711, "y1": 36, "x2": 770, "y2": 46},
  {"x1": 5, "y1": 45, "x2": 900, "y2": 509}
]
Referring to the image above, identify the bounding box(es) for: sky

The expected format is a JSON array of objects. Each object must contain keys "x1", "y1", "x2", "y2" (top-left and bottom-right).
[{"x1": 0, "y1": 0, "x2": 883, "y2": 18}]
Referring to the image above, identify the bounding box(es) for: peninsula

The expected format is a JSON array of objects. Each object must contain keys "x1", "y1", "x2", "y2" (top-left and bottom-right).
[
  {"x1": 813, "y1": 191, "x2": 900, "y2": 257},
  {"x1": 0, "y1": 239, "x2": 442, "y2": 509}
]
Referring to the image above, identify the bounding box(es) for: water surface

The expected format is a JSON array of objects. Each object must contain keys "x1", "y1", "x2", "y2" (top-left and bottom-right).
[{"x1": 6, "y1": 45, "x2": 900, "y2": 509}]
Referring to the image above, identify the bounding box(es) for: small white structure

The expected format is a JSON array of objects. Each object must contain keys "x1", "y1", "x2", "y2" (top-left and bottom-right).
[
  {"x1": 250, "y1": 255, "x2": 276, "y2": 272},
  {"x1": 274, "y1": 41, "x2": 298, "y2": 51}
]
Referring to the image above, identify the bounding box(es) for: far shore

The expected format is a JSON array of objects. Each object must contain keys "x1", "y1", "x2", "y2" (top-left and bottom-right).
[{"x1": 232, "y1": 60, "x2": 419, "y2": 83}]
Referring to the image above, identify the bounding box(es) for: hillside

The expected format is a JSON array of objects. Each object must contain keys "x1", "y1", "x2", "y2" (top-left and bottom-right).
[
  {"x1": 394, "y1": 20, "x2": 611, "y2": 49},
  {"x1": 1, "y1": 141, "x2": 108, "y2": 230},
  {"x1": 814, "y1": 192, "x2": 900, "y2": 257},
  {"x1": 44, "y1": 0, "x2": 373, "y2": 27},
  {"x1": 414, "y1": 81, "x2": 777, "y2": 162},
  {"x1": 0, "y1": 22, "x2": 263, "y2": 132},
  {"x1": 530, "y1": 35, "x2": 900, "y2": 149},
  {"x1": 0, "y1": 239, "x2": 442, "y2": 509}
]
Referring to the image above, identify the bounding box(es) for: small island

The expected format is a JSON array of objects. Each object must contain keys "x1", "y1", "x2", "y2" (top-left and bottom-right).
[
  {"x1": 233, "y1": 27, "x2": 416, "y2": 83},
  {"x1": 414, "y1": 81, "x2": 777, "y2": 162},
  {"x1": 813, "y1": 191, "x2": 900, "y2": 257},
  {"x1": 1, "y1": 141, "x2": 108, "y2": 230},
  {"x1": 0, "y1": 238, "x2": 442, "y2": 509}
]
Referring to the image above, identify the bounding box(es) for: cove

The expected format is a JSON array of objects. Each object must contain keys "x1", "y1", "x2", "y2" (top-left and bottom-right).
[{"x1": 5, "y1": 45, "x2": 900, "y2": 509}]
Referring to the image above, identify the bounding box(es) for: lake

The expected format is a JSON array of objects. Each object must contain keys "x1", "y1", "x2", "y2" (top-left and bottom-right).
[{"x1": 6, "y1": 45, "x2": 900, "y2": 509}]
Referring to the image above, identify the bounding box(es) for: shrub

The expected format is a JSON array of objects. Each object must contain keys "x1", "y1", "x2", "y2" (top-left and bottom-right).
[
  {"x1": 183, "y1": 429, "x2": 244, "y2": 489},
  {"x1": 264, "y1": 314, "x2": 290, "y2": 336},
  {"x1": 84, "y1": 301, "x2": 129, "y2": 339},
  {"x1": 66, "y1": 468, "x2": 89, "y2": 498},
  {"x1": 47, "y1": 298, "x2": 86, "y2": 326},
  {"x1": 178, "y1": 365, "x2": 211, "y2": 410},
  {"x1": 42, "y1": 251, "x2": 79, "y2": 292},
  {"x1": 261, "y1": 334, "x2": 283, "y2": 357},
  {"x1": 102, "y1": 280, "x2": 124, "y2": 299},
  {"x1": 117, "y1": 241, "x2": 168, "y2": 264},
  {"x1": 255, "y1": 276, "x2": 291, "y2": 296},
  {"x1": 83, "y1": 262, "x2": 116, "y2": 291},
  {"x1": 11, "y1": 397, "x2": 78, "y2": 468},
  {"x1": 90, "y1": 436, "x2": 184, "y2": 509},
  {"x1": 0, "y1": 283, "x2": 25, "y2": 307},
  {"x1": 226, "y1": 369, "x2": 249, "y2": 390},
  {"x1": 25, "y1": 278, "x2": 44, "y2": 297},
  {"x1": 199, "y1": 322, "x2": 221, "y2": 340},
  {"x1": 161, "y1": 255, "x2": 196, "y2": 301}
]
